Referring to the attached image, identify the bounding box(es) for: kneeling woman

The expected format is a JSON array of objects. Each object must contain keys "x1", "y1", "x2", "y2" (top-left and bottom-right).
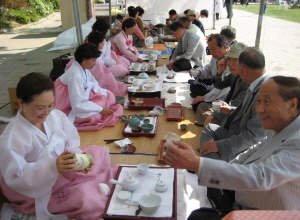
[
  {"x1": 55, "y1": 43, "x2": 123, "y2": 131},
  {"x1": 0, "y1": 73, "x2": 119, "y2": 219}
]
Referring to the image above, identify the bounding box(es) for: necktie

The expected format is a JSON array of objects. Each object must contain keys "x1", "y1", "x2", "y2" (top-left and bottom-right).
[{"x1": 233, "y1": 76, "x2": 241, "y2": 96}]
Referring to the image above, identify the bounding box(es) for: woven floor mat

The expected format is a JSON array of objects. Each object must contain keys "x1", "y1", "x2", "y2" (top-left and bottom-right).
[{"x1": 79, "y1": 109, "x2": 203, "y2": 165}]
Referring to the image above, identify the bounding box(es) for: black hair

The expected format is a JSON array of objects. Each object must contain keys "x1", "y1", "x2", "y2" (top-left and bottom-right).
[
  {"x1": 17, "y1": 72, "x2": 54, "y2": 104},
  {"x1": 92, "y1": 19, "x2": 110, "y2": 35},
  {"x1": 122, "y1": 18, "x2": 136, "y2": 31},
  {"x1": 170, "y1": 22, "x2": 185, "y2": 32},
  {"x1": 184, "y1": 9, "x2": 190, "y2": 15},
  {"x1": 271, "y1": 76, "x2": 300, "y2": 112},
  {"x1": 200, "y1": 9, "x2": 209, "y2": 18},
  {"x1": 169, "y1": 9, "x2": 177, "y2": 15},
  {"x1": 87, "y1": 31, "x2": 105, "y2": 46},
  {"x1": 207, "y1": 34, "x2": 228, "y2": 48},
  {"x1": 179, "y1": 16, "x2": 191, "y2": 23},
  {"x1": 239, "y1": 47, "x2": 265, "y2": 70},
  {"x1": 127, "y1": 6, "x2": 135, "y2": 12},
  {"x1": 128, "y1": 7, "x2": 138, "y2": 18},
  {"x1": 74, "y1": 43, "x2": 101, "y2": 64},
  {"x1": 220, "y1": 25, "x2": 236, "y2": 39},
  {"x1": 116, "y1": 14, "x2": 123, "y2": 20},
  {"x1": 136, "y1": 6, "x2": 144, "y2": 16}
]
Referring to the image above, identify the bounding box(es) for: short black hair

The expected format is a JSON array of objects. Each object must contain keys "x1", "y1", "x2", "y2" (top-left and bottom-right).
[
  {"x1": 128, "y1": 7, "x2": 138, "y2": 18},
  {"x1": 271, "y1": 76, "x2": 300, "y2": 113},
  {"x1": 169, "y1": 9, "x2": 177, "y2": 15},
  {"x1": 200, "y1": 9, "x2": 209, "y2": 18},
  {"x1": 122, "y1": 18, "x2": 136, "y2": 31},
  {"x1": 239, "y1": 47, "x2": 265, "y2": 70},
  {"x1": 17, "y1": 73, "x2": 54, "y2": 104},
  {"x1": 136, "y1": 6, "x2": 144, "y2": 16},
  {"x1": 220, "y1": 25, "x2": 236, "y2": 39},
  {"x1": 127, "y1": 6, "x2": 135, "y2": 12},
  {"x1": 207, "y1": 34, "x2": 228, "y2": 48},
  {"x1": 170, "y1": 22, "x2": 185, "y2": 32},
  {"x1": 74, "y1": 43, "x2": 101, "y2": 64},
  {"x1": 179, "y1": 16, "x2": 191, "y2": 23},
  {"x1": 92, "y1": 19, "x2": 110, "y2": 35},
  {"x1": 184, "y1": 9, "x2": 190, "y2": 15},
  {"x1": 116, "y1": 14, "x2": 123, "y2": 20},
  {"x1": 87, "y1": 31, "x2": 105, "y2": 46}
]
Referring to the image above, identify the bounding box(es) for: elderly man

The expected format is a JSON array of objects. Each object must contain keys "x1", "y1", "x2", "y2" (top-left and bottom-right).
[
  {"x1": 220, "y1": 25, "x2": 237, "y2": 46},
  {"x1": 165, "y1": 75, "x2": 300, "y2": 220},
  {"x1": 166, "y1": 22, "x2": 207, "y2": 72},
  {"x1": 200, "y1": 48, "x2": 268, "y2": 162},
  {"x1": 195, "y1": 42, "x2": 249, "y2": 127},
  {"x1": 190, "y1": 34, "x2": 230, "y2": 111},
  {"x1": 186, "y1": 9, "x2": 205, "y2": 35}
]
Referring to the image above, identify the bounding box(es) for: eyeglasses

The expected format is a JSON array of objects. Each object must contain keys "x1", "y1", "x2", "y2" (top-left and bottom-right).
[
  {"x1": 226, "y1": 58, "x2": 239, "y2": 64},
  {"x1": 30, "y1": 102, "x2": 56, "y2": 115}
]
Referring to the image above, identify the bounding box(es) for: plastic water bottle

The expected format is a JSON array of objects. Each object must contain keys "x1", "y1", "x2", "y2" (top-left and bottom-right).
[{"x1": 167, "y1": 43, "x2": 172, "y2": 54}]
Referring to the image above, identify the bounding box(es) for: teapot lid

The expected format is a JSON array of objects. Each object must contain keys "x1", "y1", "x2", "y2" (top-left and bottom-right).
[
  {"x1": 138, "y1": 72, "x2": 149, "y2": 79},
  {"x1": 125, "y1": 176, "x2": 136, "y2": 183},
  {"x1": 156, "y1": 180, "x2": 166, "y2": 186}
]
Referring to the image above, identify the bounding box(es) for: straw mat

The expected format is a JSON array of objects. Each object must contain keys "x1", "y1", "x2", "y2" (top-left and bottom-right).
[{"x1": 79, "y1": 109, "x2": 203, "y2": 165}]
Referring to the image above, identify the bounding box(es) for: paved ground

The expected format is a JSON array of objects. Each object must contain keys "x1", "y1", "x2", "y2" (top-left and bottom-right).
[{"x1": 0, "y1": 6, "x2": 299, "y2": 127}]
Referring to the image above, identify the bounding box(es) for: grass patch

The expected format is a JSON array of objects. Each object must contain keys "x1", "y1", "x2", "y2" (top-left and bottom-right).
[{"x1": 234, "y1": 4, "x2": 300, "y2": 23}]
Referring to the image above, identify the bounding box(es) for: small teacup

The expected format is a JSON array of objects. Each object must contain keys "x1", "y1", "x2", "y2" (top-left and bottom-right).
[
  {"x1": 137, "y1": 163, "x2": 149, "y2": 175},
  {"x1": 138, "y1": 114, "x2": 145, "y2": 120},
  {"x1": 212, "y1": 102, "x2": 221, "y2": 111},
  {"x1": 169, "y1": 87, "x2": 175, "y2": 92},
  {"x1": 143, "y1": 119, "x2": 150, "y2": 124},
  {"x1": 128, "y1": 87, "x2": 136, "y2": 92},
  {"x1": 191, "y1": 69, "x2": 199, "y2": 77},
  {"x1": 180, "y1": 124, "x2": 187, "y2": 131},
  {"x1": 120, "y1": 115, "x2": 127, "y2": 121}
]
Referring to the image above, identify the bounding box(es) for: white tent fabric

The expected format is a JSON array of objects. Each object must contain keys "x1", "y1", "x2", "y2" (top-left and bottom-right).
[
  {"x1": 47, "y1": 18, "x2": 96, "y2": 52},
  {"x1": 126, "y1": 0, "x2": 214, "y2": 29}
]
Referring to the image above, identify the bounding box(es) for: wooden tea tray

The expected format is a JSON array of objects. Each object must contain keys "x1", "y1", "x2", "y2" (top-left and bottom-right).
[
  {"x1": 158, "y1": 140, "x2": 167, "y2": 164},
  {"x1": 122, "y1": 115, "x2": 158, "y2": 138},
  {"x1": 128, "y1": 98, "x2": 165, "y2": 110},
  {"x1": 166, "y1": 104, "x2": 183, "y2": 121},
  {"x1": 103, "y1": 166, "x2": 177, "y2": 220},
  {"x1": 129, "y1": 70, "x2": 157, "y2": 75}
]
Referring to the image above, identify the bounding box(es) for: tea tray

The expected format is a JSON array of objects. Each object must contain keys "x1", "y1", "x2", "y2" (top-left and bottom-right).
[
  {"x1": 129, "y1": 63, "x2": 157, "y2": 75},
  {"x1": 122, "y1": 115, "x2": 158, "y2": 138},
  {"x1": 103, "y1": 166, "x2": 177, "y2": 220},
  {"x1": 166, "y1": 104, "x2": 184, "y2": 121},
  {"x1": 128, "y1": 98, "x2": 165, "y2": 110}
]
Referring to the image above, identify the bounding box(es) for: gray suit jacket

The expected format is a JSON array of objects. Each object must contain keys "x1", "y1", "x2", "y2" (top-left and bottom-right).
[
  {"x1": 216, "y1": 73, "x2": 269, "y2": 160},
  {"x1": 171, "y1": 30, "x2": 207, "y2": 68},
  {"x1": 198, "y1": 115, "x2": 300, "y2": 210},
  {"x1": 212, "y1": 74, "x2": 249, "y2": 123}
]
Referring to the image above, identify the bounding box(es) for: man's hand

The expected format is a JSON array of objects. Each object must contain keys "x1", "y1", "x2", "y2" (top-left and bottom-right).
[
  {"x1": 192, "y1": 96, "x2": 204, "y2": 105},
  {"x1": 204, "y1": 114, "x2": 214, "y2": 126},
  {"x1": 219, "y1": 101, "x2": 232, "y2": 114},
  {"x1": 101, "y1": 108, "x2": 114, "y2": 116},
  {"x1": 200, "y1": 141, "x2": 218, "y2": 155},
  {"x1": 189, "y1": 68, "x2": 199, "y2": 77},
  {"x1": 217, "y1": 58, "x2": 227, "y2": 75},
  {"x1": 56, "y1": 150, "x2": 77, "y2": 173},
  {"x1": 164, "y1": 140, "x2": 200, "y2": 172}
]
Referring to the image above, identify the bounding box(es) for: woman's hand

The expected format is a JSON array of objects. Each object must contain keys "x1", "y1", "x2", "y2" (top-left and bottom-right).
[
  {"x1": 101, "y1": 108, "x2": 114, "y2": 116},
  {"x1": 56, "y1": 150, "x2": 77, "y2": 173},
  {"x1": 137, "y1": 58, "x2": 144, "y2": 63},
  {"x1": 76, "y1": 152, "x2": 94, "y2": 174}
]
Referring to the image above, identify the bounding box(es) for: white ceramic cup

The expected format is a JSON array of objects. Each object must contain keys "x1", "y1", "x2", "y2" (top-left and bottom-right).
[
  {"x1": 132, "y1": 80, "x2": 139, "y2": 86},
  {"x1": 212, "y1": 101, "x2": 222, "y2": 111},
  {"x1": 132, "y1": 66, "x2": 140, "y2": 71},
  {"x1": 169, "y1": 87, "x2": 175, "y2": 92},
  {"x1": 191, "y1": 69, "x2": 199, "y2": 77},
  {"x1": 137, "y1": 163, "x2": 149, "y2": 175},
  {"x1": 128, "y1": 87, "x2": 136, "y2": 92},
  {"x1": 117, "y1": 191, "x2": 132, "y2": 202},
  {"x1": 138, "y1": 193, "x2": 162, "y2": 215}
]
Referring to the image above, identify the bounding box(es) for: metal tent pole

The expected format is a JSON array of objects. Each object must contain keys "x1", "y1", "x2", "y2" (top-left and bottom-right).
[
  {"x1": 213, "y1": 0, "x2": 216, "y2": 29},
  {"x1": 229, "y1": 0, "x2": 233, "y2": 25},
  {"x1": 72, "y1": 0, "x2": 83, "y2": 46},
  {"x1": 255, "y1": 0, "x2": 265, "y2": 48}
]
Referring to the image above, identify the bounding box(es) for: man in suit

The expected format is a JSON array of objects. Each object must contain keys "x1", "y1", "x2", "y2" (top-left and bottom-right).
[
  {"x1": 166, "y1": 22, "x2": 207, "y2": 72},
  {"x1": 165, "y1": 75, "x2": 300, "y2": 219},
  {"x1": 200, "y1": 47, "x2": 268, "y2": 162},
  {"x1": 195, "y1": 42, "x2": 249, "y2": 127}
]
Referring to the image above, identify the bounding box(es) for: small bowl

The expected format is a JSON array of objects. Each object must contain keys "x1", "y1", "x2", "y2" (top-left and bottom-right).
[
  {"x1": 128, "y1": 87, "x2": 136, "y2": 92},
  {"x1": 115, "y1": 96, "x2": 125, "y2": 105},
  {"x1": 138, "y1": 193, "x2": 162, "y2": 215},
  {"x1": 143, "y1": 119, "x2": 150, "y2": 124},
  {"x1": 120, "y1": 115, "x2": 127, "y2": 121},
  {"x1": 138, "y1": 114, "x2": 145, "y2": 120},
  {"x1": 137, "y1": 163, "x2": 149, "y2": 175},
  {"x1": 117, "y1": 191, "x2": 132, "y2": 202},
  {"x1": 114, "y1": 76, "x2": 126, "y2": 82},
  {"x1": 180, "y1": 124, "x2": 187, "y2": 131},
  {"x1": 131, "y1": 126, "x2": 142, "y2": 132},
  {"x1": 141, "y1": 124, "x2": 154, "y2": 133},
  {"x1": 144, "y1": 83, "x2": 155, "y2": 91}
]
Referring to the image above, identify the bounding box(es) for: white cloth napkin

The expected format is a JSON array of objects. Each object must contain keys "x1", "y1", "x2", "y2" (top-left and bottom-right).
[
  {"x1": 124, "y1": 116, "x2": 157, "y2": 133},
  {"x1": 106, "y1": 167, "x2": 174, "y2": 217},
  {"x1": 156, "y1": 66, "x2": 191, "y2": 83}
]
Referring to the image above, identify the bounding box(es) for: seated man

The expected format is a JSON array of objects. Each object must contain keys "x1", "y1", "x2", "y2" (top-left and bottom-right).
[
  {"x1": 166, "y1": 22, "x2": 206, "y2": 72},
  {"x1": 165, "y1": 9, "x2": 180, "y2": 35},
  {"x1": 165, "y1": 75, "x2": 300, "y2": 219},
  {"x1": 190, "y1": 34, "x2": 230, "y2": 111},
  {"x1": 200, "y1": 47, "x2": 268, "y2": 161},
  {"x1": 200, "y1": 9, "x2": 209, "y2": 18},
  {"x1": 186, "y1": 9, "x2": 205, "y2": 36},
  {"x1": 195, "y1": 42, "x2": 249, "y2": 126},
  {"x1": 220, "y1": 25, "x2": 237, "y2": 46}
]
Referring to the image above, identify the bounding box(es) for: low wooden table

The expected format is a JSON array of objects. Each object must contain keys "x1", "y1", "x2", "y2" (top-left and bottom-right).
[{"x1": 142, "y1": 43, "x2": 168, "y2": 51}]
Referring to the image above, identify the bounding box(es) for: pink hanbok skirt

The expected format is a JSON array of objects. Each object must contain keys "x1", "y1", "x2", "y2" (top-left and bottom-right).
[
  {"x1": 55, "y1": 79, "x2": 123, "y2": 131},
  {"x1": 108, "y1": 51, "x2": 130, "y2": 77},
  {"x1": 0, "y1": 145, "x2": 119, "y2": 220},
  {"x1": 65, "y1": 58, "x2": 128, "y2": 96}
]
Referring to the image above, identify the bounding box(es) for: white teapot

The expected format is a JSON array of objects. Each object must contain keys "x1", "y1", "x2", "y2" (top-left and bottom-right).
[
  {"x1": 109, "y1": 172, "x2": 139, "y2": 192},
  {"x1": 145, "y1": 36, "x2": 153, "y2": 48}
]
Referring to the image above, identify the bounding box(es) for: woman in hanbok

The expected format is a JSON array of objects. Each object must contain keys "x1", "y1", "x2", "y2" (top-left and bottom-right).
[
  {"x1": 65, "y1": 32, "x2": 128, "y2": 96},
  {"x1": 55, "y1": 43, "x2": 123, "y2": 131},
  {"x1": 0, "y1": 72, "x2": 119, "y2": 220},
  {"x1": 92, "y1": 19, "x2": 130, "y2": 77},
  {"x1": 111, "y1": 18, "x2": 144, "y2": 64}
]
